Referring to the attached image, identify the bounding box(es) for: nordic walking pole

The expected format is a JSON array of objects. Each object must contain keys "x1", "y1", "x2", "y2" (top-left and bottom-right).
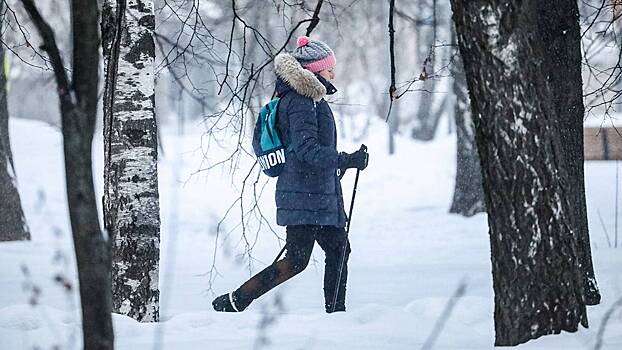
[
  {"x1": 331, "y1": 145, "x2": 367, "y2": 313},
  {"x1": 272, "y1": 145, "x2": 367, "y2": 265}
]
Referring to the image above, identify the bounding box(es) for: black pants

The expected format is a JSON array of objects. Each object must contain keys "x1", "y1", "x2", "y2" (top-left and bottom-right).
[{"x1": 233, "y1": 225, "x2": 351, "y2": 312}]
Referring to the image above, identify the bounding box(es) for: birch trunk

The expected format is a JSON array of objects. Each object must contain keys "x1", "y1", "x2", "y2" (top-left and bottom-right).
[
  {"x1": 0, "y1": 8, "x2": 31, "y2": 241},
  {"x1": 451, "y1": 0, "x2": 590, "y2": 345},
  {"x1": 102, "y1": 0, "x2": 160, "y2": 322}
]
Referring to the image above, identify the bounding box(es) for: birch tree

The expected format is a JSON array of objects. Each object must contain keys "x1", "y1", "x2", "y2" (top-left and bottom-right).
[
  {"x1": 19, "y1": 0, "x2": 114, "y2": 348},
  {"x1": 451, "y1": 0, "x2": 597, "y2": 345},
  {"x1": 102, "y1": 0, "x2": 161, "y2": 322},
  {"x1": 0, "y1": 2, "x2": 30, "y2": 242}
]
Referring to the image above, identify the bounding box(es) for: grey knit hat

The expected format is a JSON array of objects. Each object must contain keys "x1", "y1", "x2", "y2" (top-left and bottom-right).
[{"x1": 290, "y1": 36, "x2": 336, "y2": 73}]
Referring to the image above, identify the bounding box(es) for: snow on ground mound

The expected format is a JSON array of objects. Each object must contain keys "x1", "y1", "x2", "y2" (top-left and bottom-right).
[
  {"x1": 1, "y1": 117, "x2": 621, "y2": 349},
  {"x1": 0, "y1": 305, "x2": 43, "y2": 331}
]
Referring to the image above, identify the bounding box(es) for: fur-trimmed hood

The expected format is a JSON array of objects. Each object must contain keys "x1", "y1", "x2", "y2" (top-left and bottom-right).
[{"x1": 274, "y1": 53, "x2": 326, "y2": 101}]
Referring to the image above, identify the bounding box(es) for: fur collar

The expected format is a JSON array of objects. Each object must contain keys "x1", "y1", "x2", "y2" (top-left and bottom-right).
[{"x1": 274, "y1": 53, "x2": 326, "y2": 102}]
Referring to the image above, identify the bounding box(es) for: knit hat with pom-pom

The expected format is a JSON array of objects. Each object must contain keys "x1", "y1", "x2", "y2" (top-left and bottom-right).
[{"x1": 291, "y1": 36, "x2": 336, "y2": 73}]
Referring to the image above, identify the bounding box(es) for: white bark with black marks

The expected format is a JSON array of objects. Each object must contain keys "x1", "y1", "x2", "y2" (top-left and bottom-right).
[{"x1": 102, "y1": 0, "x2": 160, "y2": 322}]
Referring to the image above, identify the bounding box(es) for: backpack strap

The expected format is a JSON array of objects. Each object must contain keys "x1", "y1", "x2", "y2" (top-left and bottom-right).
[{"x1": 275, "y1": 91, "x2": 292, "y2": 152}]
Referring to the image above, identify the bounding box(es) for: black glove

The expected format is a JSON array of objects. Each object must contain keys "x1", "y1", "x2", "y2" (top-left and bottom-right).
[{"x1": 338, "y1": 144, "x2": 369, "y2": 178}]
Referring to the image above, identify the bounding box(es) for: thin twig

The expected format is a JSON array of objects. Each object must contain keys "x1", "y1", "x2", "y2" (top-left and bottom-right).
[{"x1": 19, "y1": 0, "x2": 72, "y2": 108}]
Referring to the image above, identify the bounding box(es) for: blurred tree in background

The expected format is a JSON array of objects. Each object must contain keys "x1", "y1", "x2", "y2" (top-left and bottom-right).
[{"x1": 0, "y1": 0, "x2": 30, "y2": 242}]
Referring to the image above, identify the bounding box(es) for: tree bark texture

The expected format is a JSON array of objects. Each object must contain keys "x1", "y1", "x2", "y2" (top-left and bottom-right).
[
  {"x1": 102, "y1": 0, "x2": 161, "y2": 322},
  {"x1": 20, "y1": 0, "x2": 115, "y2": 348},
  {"x1": 451, "y1": 0, "x2": 589, "y2": 346},
  {"x1": 0, "y1": 6, "x2": 31, "y2": 242},
  {"x1": 449, "y1": 31, "x2": 485, "y2": 217},
  {"x1": 70, "y1": 1, "x2": 116, "y2": 348},
  {"x1": 535, "y1": 1, "x2": 600, "y2": 306}
]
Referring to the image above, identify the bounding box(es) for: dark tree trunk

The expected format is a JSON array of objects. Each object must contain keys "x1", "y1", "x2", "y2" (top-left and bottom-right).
[
  {"x1": 451, "y1": 0, "x2": 590, "y2": 346},
  {"x1": 102, "y1": 0, "x2": 161, "y2": 322},
  {"x1": 0, "y1": 5, "x2": 31, "y2": 242},
  {"x1": 69, "y1": 1, "x2": 116, "y2": 348},
  {"x1": 19, "y1": 0, "x2": 115, "y2": 348},
  {"x1": 535, "y1": 1, "x2": 601, "y2": 306},
  {"x1": 449, "y1": 29, "x2": 485, "y2": 217}
]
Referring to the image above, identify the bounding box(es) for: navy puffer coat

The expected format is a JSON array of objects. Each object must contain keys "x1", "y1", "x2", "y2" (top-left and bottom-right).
[{"x1": 273, "y1": 53, "x2": 346, "y2": 227}]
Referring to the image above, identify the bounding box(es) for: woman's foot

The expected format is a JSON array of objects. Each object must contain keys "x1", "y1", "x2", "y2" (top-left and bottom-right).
[
  {"x1": 212, "y1": 292, "x2": 244, "y2": 312},
  {"x1": 325, "y1": 303, "x2": 345, "y2": 313}
]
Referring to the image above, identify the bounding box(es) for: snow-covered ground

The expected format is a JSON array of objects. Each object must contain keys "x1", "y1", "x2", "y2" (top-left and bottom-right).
[{"x1": 1, "y1": 117, "x2": 621, "y2": 350}]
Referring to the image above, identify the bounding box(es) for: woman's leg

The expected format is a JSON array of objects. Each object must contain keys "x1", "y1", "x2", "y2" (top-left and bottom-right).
[
  {"x1": 316, "y1": 226, "x2": 351, "y2": 313},
  {"x1": 231, "y1": 225, "x2": 316, "y2": 310}
]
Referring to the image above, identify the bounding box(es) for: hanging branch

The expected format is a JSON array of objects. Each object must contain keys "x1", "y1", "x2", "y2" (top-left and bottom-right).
[
  {"x1": 581, "y1": 0, "x2": 622, "y2": 117},
  {"x1": 386, "y1": 0, "x2": 397, "y2": 122},
  {"x1": 196, "y1": 2, "x2": 317, "y2": 289},
  {"x1": 0, "y1": 0, "x2": 53, "y2": 70},
  {"x1": 383, "y1": 1, "x2": 457, "y2": 106},
  {"x1": 19, "y1": 0, "x2": 71, "y2": 108},
  {"x1": 305, "y1": 0, "x2": 325, "y2": 36}
]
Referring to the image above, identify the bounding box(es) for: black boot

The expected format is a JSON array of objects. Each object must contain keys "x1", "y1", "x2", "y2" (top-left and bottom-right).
[
  {"x1": 323, "y1": 237, "x2": 350, "y2": 314},
  {"x1": 212, "y1": 292, "x2": 245, "y2": 312},
  {"x1": 324, "y1": 278, "x2": 347, "y2": 313},
  {"x1": 325, "y1": 303, "x2": 346, "y2": 313}
]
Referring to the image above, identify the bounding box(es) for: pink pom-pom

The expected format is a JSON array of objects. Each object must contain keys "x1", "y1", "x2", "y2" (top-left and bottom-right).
[{"x1": 297, "y1": 36, "x2": 310, "y2": 48}]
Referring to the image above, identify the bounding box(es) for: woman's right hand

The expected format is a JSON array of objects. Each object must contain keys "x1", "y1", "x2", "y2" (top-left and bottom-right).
[{"x1": 338, "y1": 145, "x2": 369, "y2": 178}]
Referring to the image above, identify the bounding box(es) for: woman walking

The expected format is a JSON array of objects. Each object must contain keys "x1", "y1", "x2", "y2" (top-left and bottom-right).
[{"x1": 212, "y1": 36, "x2": 368, "y2": 313}]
